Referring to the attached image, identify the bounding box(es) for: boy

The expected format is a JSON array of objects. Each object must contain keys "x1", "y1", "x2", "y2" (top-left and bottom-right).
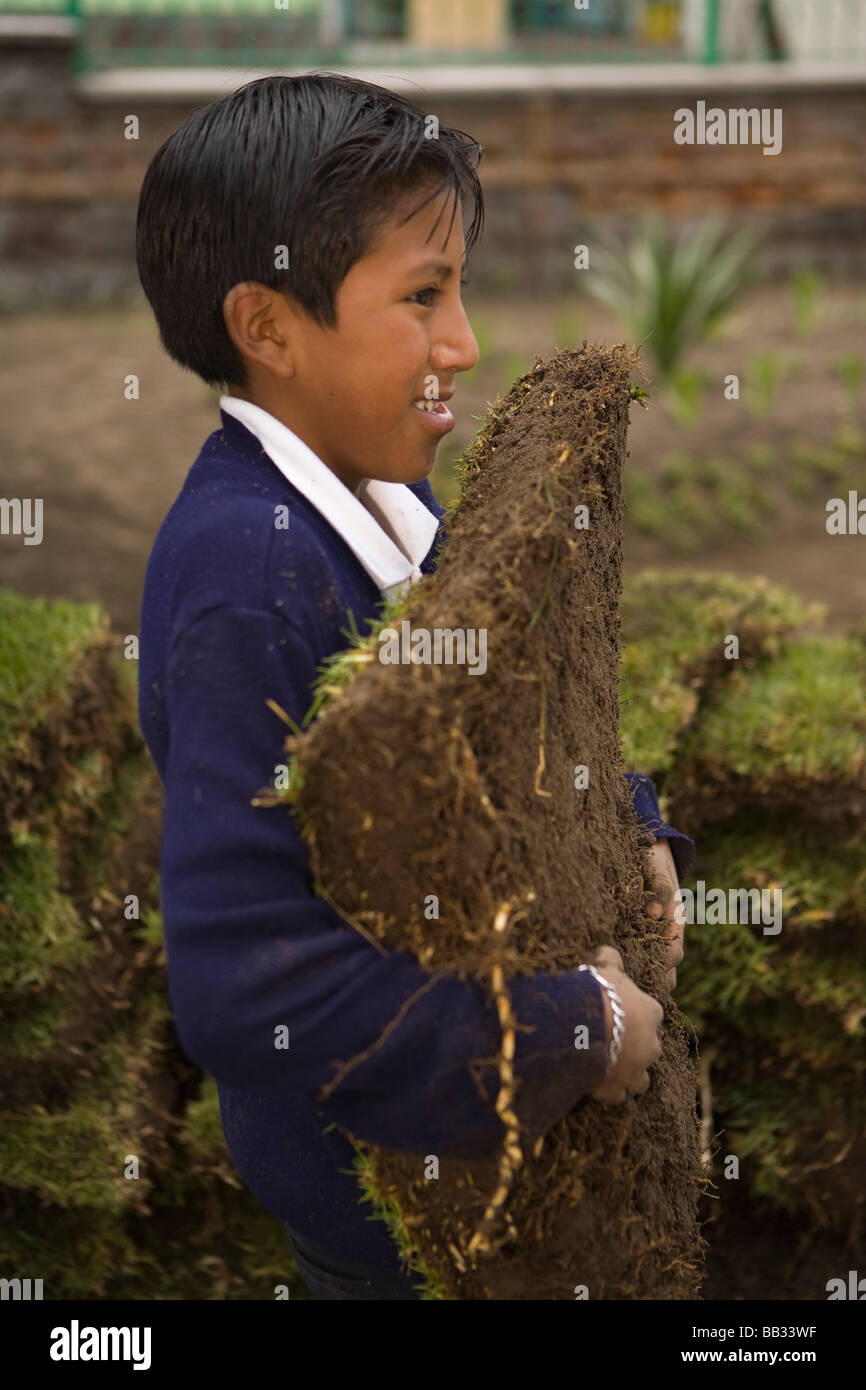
[{"x1": 136, "y1": 73, "x2": 694, "y2": 1300}]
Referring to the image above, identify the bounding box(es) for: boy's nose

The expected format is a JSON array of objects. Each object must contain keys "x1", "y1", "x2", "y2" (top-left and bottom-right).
[{"x1": 432, "y1": 309, "x2": 479, "y2": 377}]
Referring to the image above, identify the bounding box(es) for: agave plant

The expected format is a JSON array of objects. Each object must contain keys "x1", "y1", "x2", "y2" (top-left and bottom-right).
[{"x1": 585, "y1": 213, "x2": 759, "y2": 380}]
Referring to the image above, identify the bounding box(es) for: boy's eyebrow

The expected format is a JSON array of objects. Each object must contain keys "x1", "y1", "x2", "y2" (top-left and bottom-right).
[{"x1": 409, "y1": 255, "x2": 469, "y2": 279}]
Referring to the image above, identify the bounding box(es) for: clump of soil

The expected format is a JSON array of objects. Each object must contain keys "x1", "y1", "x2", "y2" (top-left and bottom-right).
[{"x1": 283, "y1": 344, "x2": 706, "y2": 1299}]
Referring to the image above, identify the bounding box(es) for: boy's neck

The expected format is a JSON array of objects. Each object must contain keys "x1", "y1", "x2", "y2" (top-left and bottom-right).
[{"x1": 223, "y1": 389, "x2": 363, "y2": 496}]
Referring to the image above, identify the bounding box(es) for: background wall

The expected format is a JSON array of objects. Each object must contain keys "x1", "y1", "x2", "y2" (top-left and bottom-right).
[{"x1": 1, "y1": 27, "x2": 865, "y2": 307}]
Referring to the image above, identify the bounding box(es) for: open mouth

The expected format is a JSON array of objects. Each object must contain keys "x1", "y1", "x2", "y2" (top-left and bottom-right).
[{"x1": 412, "y1": 397, "x2": 454, "y2": 434}]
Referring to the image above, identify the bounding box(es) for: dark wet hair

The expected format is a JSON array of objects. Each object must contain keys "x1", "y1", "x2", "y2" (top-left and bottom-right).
[{"x1": 136, "y1": 72, "x2": 485, "y2": 389}]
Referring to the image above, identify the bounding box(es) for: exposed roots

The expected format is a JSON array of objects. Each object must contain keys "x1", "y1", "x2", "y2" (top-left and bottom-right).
[
  {"x1": 317, "y1": 973, "x2": 440, "y2": 1103},
  {"x1": 699, "y1": 1045, "x2": 716, "y2": 1169},
  {"x1": 468, "y1": 902, "x2": 523, "y2": 1257},
  {"x1": 533, "y1": 676, "x2": 552, "y2": 799}
]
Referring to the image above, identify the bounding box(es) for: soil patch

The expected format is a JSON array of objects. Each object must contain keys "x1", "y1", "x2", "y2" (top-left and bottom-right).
[{"x1": 282, "y1": 345, "x2": 705, "y2": 1299}]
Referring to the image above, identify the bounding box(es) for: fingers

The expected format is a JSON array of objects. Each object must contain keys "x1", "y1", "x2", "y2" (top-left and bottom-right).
[
  {"x1": 647, "y1": 885, "x2": 686, "y2": 973},
  {"x1": 592, "y1": 1070, "x2": 652, "y2": 1105},
  {"x1": 666, "y1": 890, "x2": 687, "y2": 946},
  {"x1": 645, "y1": 850, "x2": 679, "y2": 913},
  {"x1": 590, "y1": 1081, "x2": 628, "y2": 1105},
  {"x1": 642, "y1": 999, "x2": 664, "y2": 1067},
  {"x1": 645, "y1": 844, "x2": 685, "y2": 971},
  {"x1": 595, "y1": 936, "x2": 682, "y2": 982}
]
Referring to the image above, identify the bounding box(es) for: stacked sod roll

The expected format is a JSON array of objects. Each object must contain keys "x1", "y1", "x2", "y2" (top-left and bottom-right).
[
  {"x1": 270, "y1": 345, "x2": 707, "y2": 1301},
  {"x1": 0, "y1": 591, "x2": 304, "y2": 1299},
  {"x1": 619, "y1": 571, "x2": 866, "y2": 1296}
]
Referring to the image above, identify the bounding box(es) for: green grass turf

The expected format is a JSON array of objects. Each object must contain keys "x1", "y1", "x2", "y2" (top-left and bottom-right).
[
  {"x1": 0, "y1": 590, "x2": 109, "y2": 764},
  {"x1": 677, "y1": 635, "x2": 866, "y2": 791},
  {"x1": 619, "y1": 570, "x2": 816, "y2": 776}
]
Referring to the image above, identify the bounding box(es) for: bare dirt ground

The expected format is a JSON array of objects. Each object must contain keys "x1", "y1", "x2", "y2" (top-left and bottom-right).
[{"x1": 0, "y1": 283, "x2": 863, "y2": 635}]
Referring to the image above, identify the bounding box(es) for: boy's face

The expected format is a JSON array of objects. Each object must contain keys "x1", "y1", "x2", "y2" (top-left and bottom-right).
[{"x1": 224, "y1": 184, "x2": 479, "y2": 493}]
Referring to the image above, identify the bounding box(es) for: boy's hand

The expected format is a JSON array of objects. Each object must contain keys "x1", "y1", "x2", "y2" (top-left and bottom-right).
[
  {"x1": 586, "y1": 946, "x2": 664, "y2": 1105},
  {"x1": 644, "y1": 839, "x2": 686, "y2": 989}
]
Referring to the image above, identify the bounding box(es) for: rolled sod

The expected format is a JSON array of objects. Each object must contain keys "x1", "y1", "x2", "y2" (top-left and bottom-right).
[
  {"x1": 0, "y1": 982, "x2": 175, "y2": 1214},
  {"x1": 0, "y1": 753, "x2": 165, "y2": 1107},
  {"x1": 673, "y1": 635, "x2": 866, "y2": 829},
  {"x1": 271, "y1": 346, "x2": 705, "y2": 1299},
  {"x1": 0, "y1": 592, "x2": 306, "y2": 1300},
  {"x1": 618, "y1": 581, "x2": 865, "y2": 1250},
  {"x1": 619, "y1": 570, "x2": 817, "y2": 781},
  {"x1": 0, "y1": 591, "x2": 138, "y2": 845},
  {"x1": 675, "y1": 811, "x2": 866, "y2": 1232}
]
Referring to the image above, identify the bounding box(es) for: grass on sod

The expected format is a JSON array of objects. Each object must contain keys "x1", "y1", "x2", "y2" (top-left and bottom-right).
[
  {"x1": 676, "y1": 635, "x2": 866, "y2": 803},
  {"x1": 619, "y1": 570, "x2": 818, "y2": 778}
]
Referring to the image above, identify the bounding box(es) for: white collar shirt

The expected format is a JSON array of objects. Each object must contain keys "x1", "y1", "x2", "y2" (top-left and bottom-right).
[{"x1": 220, "y1": 395, "x2": 441, "y2": 602}]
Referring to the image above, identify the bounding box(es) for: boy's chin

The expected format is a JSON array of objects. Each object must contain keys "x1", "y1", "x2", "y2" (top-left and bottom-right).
[
  {"x1": 377, "y1": 452, "x2": 437, "y2": 486},
  {"x1": 407, "y1": 453, "x2": 437, "y2": 483}
]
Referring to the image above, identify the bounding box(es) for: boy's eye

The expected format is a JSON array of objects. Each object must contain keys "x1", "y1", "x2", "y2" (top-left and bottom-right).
[
  {"x1": 410, "y1": 286, "x2": 439, "y2": 308},
  {"x1": 410, "y1": 277, "x2": 470, "y2": 308}
]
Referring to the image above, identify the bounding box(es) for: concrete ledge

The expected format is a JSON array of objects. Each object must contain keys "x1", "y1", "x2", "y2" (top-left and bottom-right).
[
  {"x1": 0, "y1": 16, "x2": 77, "y2": 43},
  {"x1": 76, "y1": 59, "x2": 866, "y2": 104}
]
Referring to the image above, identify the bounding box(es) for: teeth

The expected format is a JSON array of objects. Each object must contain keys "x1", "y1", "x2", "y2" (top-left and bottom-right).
[{"x1": 414, "y1": 399, "x2": 437, "y2": 410}]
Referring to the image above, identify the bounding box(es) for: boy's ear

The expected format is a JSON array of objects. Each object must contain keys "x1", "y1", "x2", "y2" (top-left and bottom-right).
[{"x1": 222, "y1": 281, "x2": 294, "y2": 380}]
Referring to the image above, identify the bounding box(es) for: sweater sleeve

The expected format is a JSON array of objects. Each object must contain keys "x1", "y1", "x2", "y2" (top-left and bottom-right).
[
  {"x1": 158, "y1": 603, "x2": 611, "y2": 1159},
  {"x1": 624, "y1": 770, "x2": 696, "y2": 880}
]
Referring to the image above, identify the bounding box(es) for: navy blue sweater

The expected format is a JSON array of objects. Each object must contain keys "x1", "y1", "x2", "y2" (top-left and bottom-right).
[{"x1": 138, "y1": 408, "x2": 695, "y2": 1270}]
